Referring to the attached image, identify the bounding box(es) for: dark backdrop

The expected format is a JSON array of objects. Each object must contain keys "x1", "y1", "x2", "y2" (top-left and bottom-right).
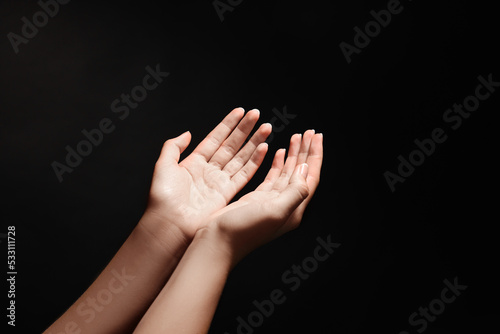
[{"x1": 1, "y1": 0, "x2": 498, "y2": 333}]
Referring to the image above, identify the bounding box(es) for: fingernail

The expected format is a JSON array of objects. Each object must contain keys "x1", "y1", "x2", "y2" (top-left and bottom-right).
[{"x1": 299, "y1": 163, "x2": 309, "y2": 178}]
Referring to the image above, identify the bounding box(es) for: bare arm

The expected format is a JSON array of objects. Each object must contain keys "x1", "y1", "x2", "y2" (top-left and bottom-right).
[
  {"x1": 44, "y1": 214, "x2": 188, "y2": 334},
  {"x1": 132, "y1": 228, "x2": 232, "y2": 333},
  {"x1": 134, "y1": 131, "x2": 323, "y2": 333},
  {"x1": 44, "y1": 108, "x2": 271, "y2": 333}
]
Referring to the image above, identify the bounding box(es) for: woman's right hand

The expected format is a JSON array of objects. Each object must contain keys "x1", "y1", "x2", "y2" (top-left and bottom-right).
[{"x1": 199, "y1": 130, "x2": 323, "y2": 266}]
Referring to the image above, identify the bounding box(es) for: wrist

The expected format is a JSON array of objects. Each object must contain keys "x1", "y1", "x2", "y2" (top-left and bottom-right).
[
  {"x1": 194, "y1": 225, "x2": 238, "y2": 270},
  {"x1": 137, "y1": 210, "x2": 192, "y2": 260}
]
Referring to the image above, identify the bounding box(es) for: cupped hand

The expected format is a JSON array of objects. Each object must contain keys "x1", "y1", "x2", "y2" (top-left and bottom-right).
[
  {"x1": 202, "y1": 130, "x2": 323, "y2": 265},
  {"x1": 143, "y1": 108, "x2": 272, "y2": 241}
]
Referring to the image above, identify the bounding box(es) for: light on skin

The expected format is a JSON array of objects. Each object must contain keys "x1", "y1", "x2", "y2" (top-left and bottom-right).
[
  {"x1": 134, "y1": 129, "x2": 323, "y2": 333},
  {"x1": 44, "y1": 107, "x2": 323, "y2": 334}
]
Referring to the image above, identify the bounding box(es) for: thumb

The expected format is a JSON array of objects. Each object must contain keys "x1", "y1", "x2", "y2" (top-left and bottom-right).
[{"x1": 158, "y1": 131, "x2": 191, "y2": 164}]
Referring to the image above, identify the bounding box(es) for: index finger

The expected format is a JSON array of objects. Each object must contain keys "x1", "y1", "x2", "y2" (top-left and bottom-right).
[{"x1": 191, "y1": 107, "x2": 245, "y2": 161}]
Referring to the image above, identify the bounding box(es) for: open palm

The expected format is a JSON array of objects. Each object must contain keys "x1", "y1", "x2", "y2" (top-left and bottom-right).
[
  {"x1": 212, "y1": 130, "x2": 323, "y2": 232},
  {"x1": 207, "y1": 130, "x2": 323, "y2": 263},
  {"x1": 146, "y1": 108, "x2": 272, "y2": 239}
]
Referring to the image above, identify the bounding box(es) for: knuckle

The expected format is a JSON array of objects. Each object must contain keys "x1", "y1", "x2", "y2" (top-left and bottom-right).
[
  {"x1": 294, "y1": 183, "x2": 310, "y2": 200},
  {"x1": 162, "y1": 139, "x2": 173, "y2": 151}
]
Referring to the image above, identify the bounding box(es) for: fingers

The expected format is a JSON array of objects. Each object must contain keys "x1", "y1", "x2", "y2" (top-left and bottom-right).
[
  {"x1": 209, "y1": 109, "x2": 261, "y2": 168},
  {"x1": 230, "y1": 142, "x2": 269, "y2": 192},
  {"x1": 158, "y1": 131, "x2": 192, "y2": 165},
  {"x1": 293, "y1": 129, "x2": 322, "y2": 193},
  {"x1": 304, "y1": 133, "x2": 323, "y2": 191},
  {"x1": 270, "y1": 133, "x2": 302, "y2": 191},
  {"x1": 223, "y1": 122, "x2": 272, "y2": 176},
  {"x1": 267, "y1": 163, "x2": 309, "y2": 221},
  {"x1": 256, "y1": 148, "x2": 286, "y2": 191},
  {"x1": 296, "y1": 129, "x2": 315, "y2": 165},
  {"x1": 191, "y1": 107, "x2": 245, "y2": 161},
  {"x1": 257, "y1": 130, "x2": 322, "y2": 195},
  {"x1": 272, "y1": 132, "x2": 323, "y2": 236}
]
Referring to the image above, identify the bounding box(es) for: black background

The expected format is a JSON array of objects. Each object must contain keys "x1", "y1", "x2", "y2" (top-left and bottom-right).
[{"x1": 1, "y1": 0, "x2": 498, "y2": 333}]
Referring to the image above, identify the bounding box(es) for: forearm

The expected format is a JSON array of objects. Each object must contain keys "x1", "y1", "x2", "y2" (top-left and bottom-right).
[
  {"x1": 44, "y1": 212, "x2": 190, "y2": 334},
  {"x1": 134, "y1": 227, "x2": 232, "y2": 334}
]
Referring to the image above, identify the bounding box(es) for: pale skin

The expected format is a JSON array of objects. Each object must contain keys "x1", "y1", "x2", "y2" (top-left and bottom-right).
[{"x1": 44, "y1": 107, "x2": 323, "y2": 334}]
